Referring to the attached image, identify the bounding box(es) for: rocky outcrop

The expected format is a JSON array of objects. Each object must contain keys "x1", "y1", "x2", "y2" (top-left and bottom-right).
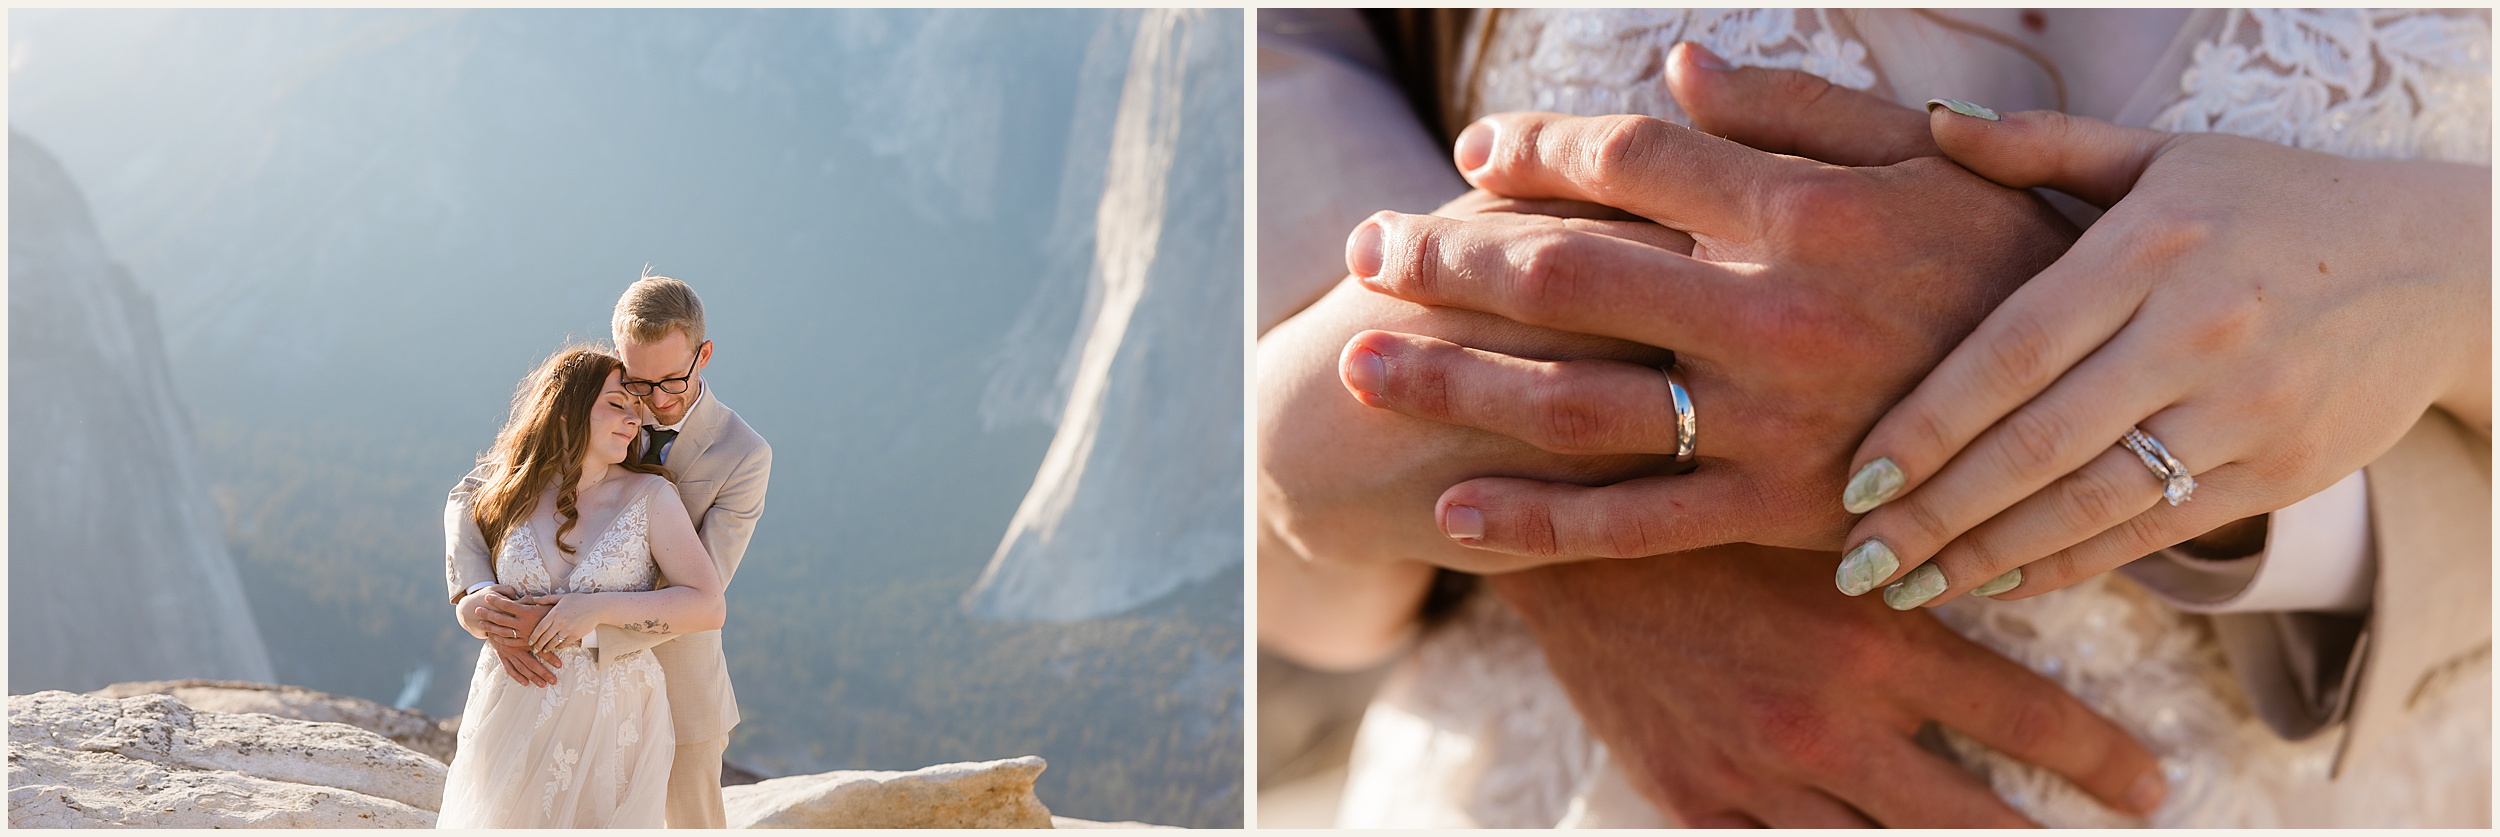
[
  {"x1": 7, "y1": 691, "x2": 442, "y2": 828},
  {"x1": 89, "y1": 680, "x2": 456, "y2": 765},
  {"x1": 13, "y1": 686, "x2": 1148, "y2": 828},
  {"x1": 8, "y1": 132, "x2": 275, "y2": 693},
  {"x1": 722, "y1": 755, "x2": 1054, "y2": 828}
]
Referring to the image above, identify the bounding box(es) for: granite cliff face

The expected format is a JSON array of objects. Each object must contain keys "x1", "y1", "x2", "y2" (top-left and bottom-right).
[
  {"x1": 967, "y1": 8, "x2": 1244, "y2": 623},
  {"x1": 7, "y1": 132, "x2": 276, "y2": 692}
]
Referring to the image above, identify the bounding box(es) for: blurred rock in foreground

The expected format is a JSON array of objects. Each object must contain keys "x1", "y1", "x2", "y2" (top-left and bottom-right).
[
  {"x1": 12, "y1": 685, "x2": 1169, "y2": 828},
  {"x1": 90, "y1": 680, "x2": 456, "y2": 765},
  {"x1": 723, "y1": 755, "x2": 1053, "y2": 828},
  {"x1": 7, "y1": 691, "x2": 443, "y2": 828}
]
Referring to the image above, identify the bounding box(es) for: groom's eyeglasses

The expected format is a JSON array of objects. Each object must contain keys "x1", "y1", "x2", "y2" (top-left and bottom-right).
[{"x1": 621, "y1": 343, "x2": 707, "y2": 397}]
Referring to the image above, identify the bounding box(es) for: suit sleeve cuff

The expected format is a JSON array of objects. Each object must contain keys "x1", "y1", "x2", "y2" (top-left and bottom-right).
[{"x1": 2120, "y1": 468, "x2": 2374, "y2": 615}]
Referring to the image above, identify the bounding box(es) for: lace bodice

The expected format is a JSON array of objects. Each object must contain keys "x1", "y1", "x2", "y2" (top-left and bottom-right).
[
  {"x1": 494, "y1": 492, "x2": 660, "y2": 598},
  {"x1": 442, "y1": 485, "x2": 673, "y2": 827},
  {"x1": 2147, "y1": 9, "x2": 2491, "y2": 165},
  {"x1": 1454, "y1": 9, "x2": 2490, "y2": 166}
]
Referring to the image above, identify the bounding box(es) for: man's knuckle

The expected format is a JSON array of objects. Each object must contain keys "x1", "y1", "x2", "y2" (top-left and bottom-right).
[
  {"x1": 1406, "y1": 350, "x2": 1459, "y2": 418},
  {"x1": 1509, "y1": 233, "x2": 1590, "y2": 322},
  {"x1": 1773, "y1": 170, "x2": 1875, "y2": 233},
  {"x1": 1527, "y1": 370, "x2": 1616, "y2": 454},
  {"x1": 1997, "y1": 692, "x2": 2067, "y2": 756},
  {"x1": 1746, "y1": 697, "x2": 1846, "y2": 775},
  {"x1": 1766, "y1": 68, "x2": 1835, "y2": 107},
  {"x1": 1403, "y1": 224, "x2": 1447, "y2": 297},
  {"x1": 1588, "y1": 115, "x2": 1671, "y2": 192}
]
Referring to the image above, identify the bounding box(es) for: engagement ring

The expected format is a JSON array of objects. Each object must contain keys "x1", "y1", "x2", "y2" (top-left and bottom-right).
[{"x1": 2120, "y1": 426, "x2": 2196, "y2": 506}]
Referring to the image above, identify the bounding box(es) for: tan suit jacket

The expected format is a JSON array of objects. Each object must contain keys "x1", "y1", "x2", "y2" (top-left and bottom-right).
[
  {"x1": 2209, "y1": 409, "x2": 2491, "y2": 775},
  {"x1": 445, "y1": 388, "x2": 771, "y2": 744},
  {"x1": 2333, "y1": 408, "x2": 2490, "y2": 773}
]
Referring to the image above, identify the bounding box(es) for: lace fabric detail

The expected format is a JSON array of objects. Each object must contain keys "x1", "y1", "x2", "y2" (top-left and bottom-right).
[
  {"x1": 440, "y1": 483, "x2": 673, "y2": 828},
  {"x1": 2151, "y1": 10, "x2": 2491, "y2": 165},
  {"x1": 1337, "y1": 593, "x2": 1608, "y2": 828},
  {"x1": 1458, "y1": 9, "x2": 1879, "y2": 130},
  {"x1": 1930, "y1": 575, "x2": 2491, "y2": 827}
]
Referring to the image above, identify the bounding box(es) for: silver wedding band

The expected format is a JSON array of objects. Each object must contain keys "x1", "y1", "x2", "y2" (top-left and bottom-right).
[
  {"x1": 2120, "y1": 426, "x2": 2196, "y2": 506},
  {"x1": 1664, "y1": 366, "x2": 1697, "y2": 463}
]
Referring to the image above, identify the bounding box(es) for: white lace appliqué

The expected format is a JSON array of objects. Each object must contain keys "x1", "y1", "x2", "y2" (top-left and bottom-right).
[
  {"x1": 443, "y1": 485, "x2": 673, "y2": 827},
  {"x1": 2155, "y1": 9, "x2": 2491, "y2": 164},
  {"x1": 1464, "y1": 9, "x2": 1876, "y2": 126}
]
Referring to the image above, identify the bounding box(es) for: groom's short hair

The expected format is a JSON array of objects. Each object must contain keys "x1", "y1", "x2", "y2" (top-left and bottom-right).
[{"x1": 613, "y1": 272, "x2": 706, "y2": 347}]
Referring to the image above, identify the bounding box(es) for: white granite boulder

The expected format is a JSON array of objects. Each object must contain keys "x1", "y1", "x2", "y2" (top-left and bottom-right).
[
  {"x1": 723, "y1": 755, "x2": 1054, "y2": 828},
  {"x1": 90, "y1": 680, "x2": 456, "y2": 765},
  {"x1": 7, "y1": 691, "x2": 443, "y2": 828}
]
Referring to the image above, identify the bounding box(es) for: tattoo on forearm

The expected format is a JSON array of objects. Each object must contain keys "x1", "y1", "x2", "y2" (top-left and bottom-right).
[{"x1": 624, "y1": 619, "x2": 674, "y2": 634}]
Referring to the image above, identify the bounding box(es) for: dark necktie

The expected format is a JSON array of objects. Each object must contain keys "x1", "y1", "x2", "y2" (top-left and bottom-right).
[{"x1": 642, "y1": 427, "x2": 678, "y2": 466}]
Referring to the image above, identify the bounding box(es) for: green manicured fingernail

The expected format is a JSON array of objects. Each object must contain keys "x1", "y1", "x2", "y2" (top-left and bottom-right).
[
  {"x1": 1842, "y1": 458, "x2": 1904, "y2": 514},
  {"x1": 1883, "y1": 564, "x2": 1948, "y2": 610},
  {"x1": 1971, "y1": 568, "x2": 2023, "y2": 598},
  {"x1": 1925, "y1": 98, "x2": 2001, "y2": 121},
  {"x1": 1835, "y1": 539, "x2": 1898, "y2": 597}
]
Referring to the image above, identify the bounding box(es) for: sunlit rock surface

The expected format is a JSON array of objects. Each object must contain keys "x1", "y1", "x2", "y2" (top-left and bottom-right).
[
  {"x1": 91, "y1": 679, "x2": 456, "y2": 765},
  {"x1": 722, "y1": 755, "x2": 1054, "y2": 828},
  {"x1": 7, "y1": 691, "x2": 442, "y2": 827},
  {"x1": 7, "y1": 133, "x2": 275, "y2": 693}
]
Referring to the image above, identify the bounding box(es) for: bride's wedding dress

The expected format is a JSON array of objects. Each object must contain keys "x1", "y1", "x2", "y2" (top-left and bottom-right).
[
  {"x1": 436, "y1": 493, "x2": 675, "y2": 828},
  {"x1": 1336, "y1": 9, "x2": 2491, "y2": 828}
]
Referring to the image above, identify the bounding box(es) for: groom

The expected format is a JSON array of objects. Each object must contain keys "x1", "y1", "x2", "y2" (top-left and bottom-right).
[{"x1": 446, "y1": 274, "x2": 772, "y2": 828}]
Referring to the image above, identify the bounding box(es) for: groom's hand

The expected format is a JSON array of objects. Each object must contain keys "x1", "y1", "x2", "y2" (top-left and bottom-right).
[
  {"x1": 1348, "y1": 45, "x2": 2076, "y2": 560},
  {"x1": 462, "y1": 586, "x2": 561, "y2": 687},
  {"x1": 1489, "y1": 546, "x2": 2165, "y2": 826}
]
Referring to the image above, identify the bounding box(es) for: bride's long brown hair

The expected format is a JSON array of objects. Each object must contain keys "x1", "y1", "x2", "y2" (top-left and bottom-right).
[{"x1": 471, "y1": 344, "x2": 671, "y2": 559}]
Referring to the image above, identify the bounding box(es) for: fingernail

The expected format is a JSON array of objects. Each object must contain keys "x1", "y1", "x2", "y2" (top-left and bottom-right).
[
  {"x1": 1971, "y1": 567, "x2": 2023, "y2": 598},
  {"x1": 1883, "y1": 563, "x2": 1947, "y2": 610},
  {"x1": 1441, "y1": 504, "x2": 1484, "y2": 541},
  {"x1": 1347, "y1": 218, "x2": 1385, "y2": 280},
  {"x1": 1925, "y1": 98, "x2": 2001, "y2": 121},
  {"x1": 1454, "y1": 119, "x2": 1495, "y2": 173},
  {"x1": 1345, "y1": 345, "x2": 1388, "y2": 399},
  {"x1": 2128, "y1": 771, "x2": 2167, "y2": 813},
  {"x1": 1682, "y1": 42, "x2": 1730, "y2": 71},
  {"x1": 1841, "y1": 457, "x2": 1904, "y2": 514},
  {"x1": 1835, "y1": 539, "x2": 1899, "y2": 597}
]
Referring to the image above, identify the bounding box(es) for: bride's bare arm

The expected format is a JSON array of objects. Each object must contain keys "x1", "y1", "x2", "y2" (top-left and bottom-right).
[
  {"x1": 529, "y1": 478, "x2": 725, "y2": 651},
  {"x1": 1257, "y1": 9, "x2": 1468, "y2": 332}
]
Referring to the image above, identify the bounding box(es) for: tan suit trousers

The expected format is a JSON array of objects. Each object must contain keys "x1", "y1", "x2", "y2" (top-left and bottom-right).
[{"x1": 665, "y1": 736, "x2": 729, "y2": 829}]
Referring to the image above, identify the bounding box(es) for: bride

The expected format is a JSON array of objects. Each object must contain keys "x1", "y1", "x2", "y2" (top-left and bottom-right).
[{"x1": 436, "y1": 345, "x2": 726, "y2": 828}]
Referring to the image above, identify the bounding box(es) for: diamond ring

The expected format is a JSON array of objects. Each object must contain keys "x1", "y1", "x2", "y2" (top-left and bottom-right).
[{"x1": 2119, "y1": 426, "x2": 2196, "y2": 506}]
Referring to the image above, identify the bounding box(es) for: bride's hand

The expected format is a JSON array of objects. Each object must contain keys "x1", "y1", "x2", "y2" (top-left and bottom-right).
[
  {"x1": 1834, "y1": 105, "x2": 2492, "y2": 608},
  {"x1": 1347, "y1": 96, "x2": 2075, "y2": 561},
  {"x1": 525, "y1": 592, "x2": 600, "y2": 654}
]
